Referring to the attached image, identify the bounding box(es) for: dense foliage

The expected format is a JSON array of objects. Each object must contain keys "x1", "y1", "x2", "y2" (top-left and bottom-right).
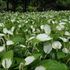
[{"x1": 0, "y1": 11, "x2": 70, "y2": 70}]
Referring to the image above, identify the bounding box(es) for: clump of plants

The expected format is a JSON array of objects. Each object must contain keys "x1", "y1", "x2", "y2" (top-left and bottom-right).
[{"x1": 0, "y1": 11, "x2": 70, "y2": 70}]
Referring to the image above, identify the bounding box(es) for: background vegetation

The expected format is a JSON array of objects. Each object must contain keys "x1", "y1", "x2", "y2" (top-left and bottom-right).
[{"x1": 0, "y1": 0, "x2": 70, "y2": 12}]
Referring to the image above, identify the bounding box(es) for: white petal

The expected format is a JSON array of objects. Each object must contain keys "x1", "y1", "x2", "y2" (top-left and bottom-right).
[
  {"x1": 2, "y1": 58, "x2": 12, "y2": 69},
  {"x1": 52, "y1": 41, "x2": 62, "y2": 49},
  {"x1": 25, "y1": 56, "x2": 35, "y2": 65},
  {"x1": 43, "y1": 43, "x2": 52, "y2": 54},
  {"x1": 35, "y1": 66, "x2": 46, "y2": 70}
]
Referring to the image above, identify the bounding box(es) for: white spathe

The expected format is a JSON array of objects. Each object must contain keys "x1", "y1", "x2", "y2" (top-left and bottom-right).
[
  {"x1": 62, "y1": 48, "x2": 69, "y2": 54},
  {"x1": 52, "y1": 41, "x2": 62, "y2": 49},
  {"x1": 2, "y1": 58, "x2": 12, "y2": 69},
  {"x1": 36, "y1": 34, "x2": 52, "y2": 41},
  {"x1": 43, "y1": 43, "x2": 52, "y2": 54},
  {"x1": 6, "y1": 40, "x2": 14, "y2": 45},
  {"x1": 35, "y1": 66, "x2": 46, "y2": 70},
  {"x1": 65, "y1": 31, "x2": 70, "y2": 36},
  {"x1": 25, "y1": 56, "x2": 35, "y2": 65}
]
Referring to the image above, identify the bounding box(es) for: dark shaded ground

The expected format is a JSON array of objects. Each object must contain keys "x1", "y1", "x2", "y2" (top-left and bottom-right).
[{"x1": 0, "y1": 0, "x2": 70, "y2": 12}]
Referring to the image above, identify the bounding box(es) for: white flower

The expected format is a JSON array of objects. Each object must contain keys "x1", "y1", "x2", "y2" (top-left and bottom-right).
[
  {"x1": 2, "y1": 58, "x2": 12, "y2": 69},
  {"x1": 40, "y1": 24, "x2": 51, "y2": 35},
  {"x1": 25, "y1": 56, "x2": 35, "y2": 65},
  {"x1": 65, "y1": 31, "x2": 70, "y2": 36},
  {"x1": 0, "y1": 45, "x2": 5, "y2": 52},
  {"x1": 36, "y1": 34, "x2": 52, "y2": 41},
  {"x1": 43, "y1": 43, "x2": 52, "y2": 54},
  {"x1": 62, "y1": 48, "x2": 69, "y2": 54},
  {"x1": 6, "y1": 40, "x2": 14, "y2": 45},
  {"x1": 35, "y1": 66, "x2": 46, "y2": 70},
  {"x1": 20, "y1": 44, "x2": 26, "y2": 48},
  {"x1": 52, "y1": 41, "x2": 62, "y2": 49},
  {"x1": 59, "y1": 37, "x2": 68, "y2": 42}
]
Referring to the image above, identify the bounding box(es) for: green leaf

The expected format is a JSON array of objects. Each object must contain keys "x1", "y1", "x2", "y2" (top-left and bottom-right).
[
  {"x1": 3, "y1": 50, "x2": 13, "y2": 59},
  {"x1": 33, "y1": 53, "x2": 41, "y2": 59},
  {"x1": 40, "y1": 60, "x2": 68, "y2": 70},
  {"x1": 12, "y1": 36, "x2": 25, "y2": 45},
  {"x1": 57, "y1": 52, "x2": 66, "y2": 59}
]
